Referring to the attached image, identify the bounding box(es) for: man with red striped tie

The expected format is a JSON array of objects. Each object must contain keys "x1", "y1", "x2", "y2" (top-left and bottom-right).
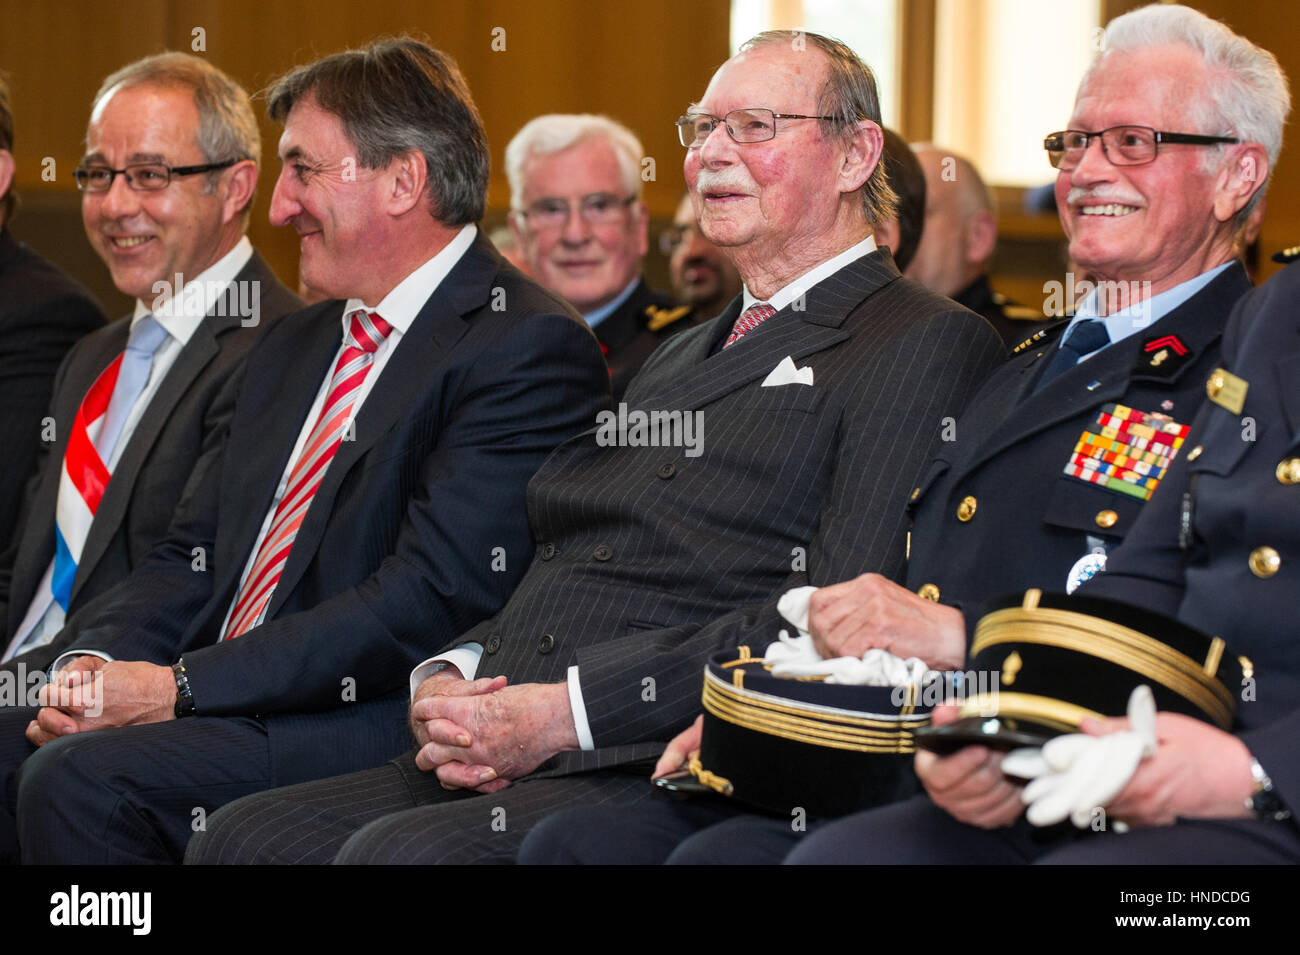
[{"x1": 3, "y1": 39, "x2": 610, "y2": 864}]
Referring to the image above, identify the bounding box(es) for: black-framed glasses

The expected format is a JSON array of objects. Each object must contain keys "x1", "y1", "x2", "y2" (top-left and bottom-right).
[
  {"x1": 517, "y1": 193, "x2": 637, "y2": 229},
  {"x1": 1043, "y1": 126, "x2": 1239, "y2": 170},
  {"x1": 675, "y1": 108, "x2": 837, "y2": 148},
  {"x1": 74, "y1": 158, "x2": 239, "y2": 193}
]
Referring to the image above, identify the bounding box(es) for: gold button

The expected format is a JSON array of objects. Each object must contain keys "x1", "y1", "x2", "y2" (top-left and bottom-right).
[
  {"x1": 1207, "y1": 372, "x2": 1224, "y2": 399},
  {"x1": 910, "y1": 486, "x2": 921, "y2": 502},
  {"x1": 956, "y1": 496, "x2": 977, "y2": 522},
  {"x1": 917, "y1": 583, "x2": 941, "y2": 602},
  {"x1": 1277, "y1": 458, "x2": 1300, "y2": 485},
  {"x1": 1186, "y1": 445, "x2": 1203, "y2": 462},
  {"x1": 1249, "y1": 546, "x2": 1280, "y2": 578},
  {"x1": 1095, "y1": 509, "x2": 1118, "y2": 529}
]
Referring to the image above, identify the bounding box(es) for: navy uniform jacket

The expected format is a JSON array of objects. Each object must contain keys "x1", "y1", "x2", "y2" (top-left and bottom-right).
[
  {"x1": 952, "y1": 273, "x2": 1055, "y2": 350},
  {"x1": 594, "y1": 278, "x2": 695, "y2": 400},
  {"x1": 906, "y1": 262, "x2": 1252, "y2": 623},
  {"x1": 0, "y1": 229, "x2": 106, "y2": 551},
  {"x1": 1086, "y1": 261, "x2": 1300, "y2": 820}
]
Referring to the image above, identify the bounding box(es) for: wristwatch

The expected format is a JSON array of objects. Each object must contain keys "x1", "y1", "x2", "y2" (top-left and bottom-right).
[
  {"x1": 1247, "y1": 757, "x2": 1291, "y2": 822},
  {"x1": 172, "y1": 660, "x2": 196, "y2": 719}
]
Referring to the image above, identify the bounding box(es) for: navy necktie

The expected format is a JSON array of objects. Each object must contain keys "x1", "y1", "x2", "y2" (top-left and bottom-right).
[{"x1": 1035, "y1": 319, "x2": 1111, "y2": 392}]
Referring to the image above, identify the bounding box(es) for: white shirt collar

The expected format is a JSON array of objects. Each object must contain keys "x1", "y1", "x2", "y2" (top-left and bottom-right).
[
  {"x1": 132, "y1": 235, "x2": 254, "y2": 345},
  {"x1": 742, "y1": 234, "x2": 878, "y2": 313},
  {"x1": 341, "y1": 224, "x2": 477, "y2": 337}
]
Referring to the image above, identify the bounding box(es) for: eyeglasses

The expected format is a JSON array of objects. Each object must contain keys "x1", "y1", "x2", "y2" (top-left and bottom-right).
[
  {"x1": 1043, "y1": 126, "x2": 1239, "y2": 170},
  {"x1": 675, "y1": 108, "x2": 836, "y2": 148},
  {"x1": 74, "y1": 158, "x2": 238, "y2": 193},
  {"x1": 517, "y1": 193, "x2": 637, "y2": 229}
]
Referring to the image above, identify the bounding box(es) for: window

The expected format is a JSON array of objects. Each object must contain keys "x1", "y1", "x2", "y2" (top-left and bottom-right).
[{"x1": 731, "y1": 0, "x2": 901, "y2": 129}]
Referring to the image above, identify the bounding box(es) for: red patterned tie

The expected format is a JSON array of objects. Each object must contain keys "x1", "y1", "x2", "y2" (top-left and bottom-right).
[
  {"x1": 222, "y1": 310, "x2": 394, "y2": 639},
  {"x1": 723, "y1": 302, "x2": 776, "y2": 348}
]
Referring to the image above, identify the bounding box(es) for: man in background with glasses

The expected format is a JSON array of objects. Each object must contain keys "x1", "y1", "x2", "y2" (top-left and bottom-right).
[
  {"x1": 507, "y1": 114, "x2": 692, "y2": 399},
  {"x1": 0, "y1": 55, "x2": 299, "y2": 713}
]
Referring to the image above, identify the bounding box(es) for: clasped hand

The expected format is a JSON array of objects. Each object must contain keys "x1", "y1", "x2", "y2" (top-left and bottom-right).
[{"x1": 409, "y1": 670, "x2": 577, "y2": 793}]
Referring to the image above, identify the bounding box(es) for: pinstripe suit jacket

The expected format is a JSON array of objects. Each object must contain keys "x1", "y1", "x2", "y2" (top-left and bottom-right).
[{"x1": 452, "y1": 248, "x2": 1008, "y2": 776}]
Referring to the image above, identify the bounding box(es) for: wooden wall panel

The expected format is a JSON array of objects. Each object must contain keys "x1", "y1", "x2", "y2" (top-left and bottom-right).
[{"x1": 2, "y1": 0, "x2": 730, "y2": 302}]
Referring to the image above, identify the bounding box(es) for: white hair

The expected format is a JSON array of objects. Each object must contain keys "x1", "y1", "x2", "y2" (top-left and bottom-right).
[
  {"x1": 505, "y1": 114, "x2": 643, "y2": 210},
  {"x1": 1088, "y1": 3, "x2": 1290, "y2": 217}
]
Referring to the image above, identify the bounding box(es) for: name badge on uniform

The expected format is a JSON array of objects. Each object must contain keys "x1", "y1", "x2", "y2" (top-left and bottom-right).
[
  {"x1": 1063, "y1": 403, "x2": 1190, "y2": 502},
  {"x1": 1206, "y1": 367, "x2": 1248, "y2": 415}
]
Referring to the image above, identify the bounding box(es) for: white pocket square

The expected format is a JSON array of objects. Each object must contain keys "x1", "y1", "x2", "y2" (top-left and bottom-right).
[{"x1": 761, "y1": 355, "x2": 814, "y2": 387}]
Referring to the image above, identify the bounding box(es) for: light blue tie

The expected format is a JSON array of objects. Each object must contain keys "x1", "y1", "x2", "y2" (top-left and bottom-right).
[{"x1": 96, "y1": 314, "x2": 170, "y2": 461}]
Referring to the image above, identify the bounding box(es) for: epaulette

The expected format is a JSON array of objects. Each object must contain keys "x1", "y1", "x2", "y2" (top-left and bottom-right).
[
  {"x1": 1271, "y1": 244, "x2": 1300, "y2": 264},
  {"x1": 1011, "y1": 319, "x2": 1067, "y2": 356},
  {"x1": 645, "y1": 304, "x2": 692, "y2": 332}
]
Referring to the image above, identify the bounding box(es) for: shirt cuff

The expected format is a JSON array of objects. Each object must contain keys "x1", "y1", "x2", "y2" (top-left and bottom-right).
[
  {"x1": 50, "y1": 649, "x2": 114, "y2": 674},
  {"x1": 567, "y1": 665, "x2": 594, "y2": 751},
  {"x1": 408, "y1": 644, "x2": 483, "y2": 700}
]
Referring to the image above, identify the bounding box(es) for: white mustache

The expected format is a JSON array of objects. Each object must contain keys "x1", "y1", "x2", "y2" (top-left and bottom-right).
[
  {"x1": 695, "y1": 173, "x2": 751, "y2": 196},
  {"x1": 1066, "y1": 187, "x2": 1144, "y2": 207}
]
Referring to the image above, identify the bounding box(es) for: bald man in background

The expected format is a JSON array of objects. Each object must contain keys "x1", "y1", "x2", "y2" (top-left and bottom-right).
[
  {"x1": 665, "y1": 192, "x2": 742, "y2": 322},
  {"x1": 906, "y1": 145, "x2": 1050, "y2": 346}
]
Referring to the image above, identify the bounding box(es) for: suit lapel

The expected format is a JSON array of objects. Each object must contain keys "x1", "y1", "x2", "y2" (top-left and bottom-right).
[
  {"x1": 635, "y1": 251, "x2": 898, "y2": 412},
  {"x1": 263, "y1": 236, "x2": 494, "y2": 617},
  {"x1": 5, "y1": 328, "x2": 125, "y2": 624}
]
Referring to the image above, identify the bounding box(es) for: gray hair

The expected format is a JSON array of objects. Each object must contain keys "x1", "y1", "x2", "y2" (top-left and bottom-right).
[
  {"x1": 92, "y1": 52, "x2": 260, "y2": 216},
  {"x1": 1088, "y1": 3, "x2": 1290, "y2": 220},
  {"x1": 740, "y1": 31, "x2": 898, "y2": 227},
  {"x1": 505, "y1": 114, "x2": 643, "y2": 211},
  {"x1": 268, "y1": 37, "x2": 488, "y2": 225}
]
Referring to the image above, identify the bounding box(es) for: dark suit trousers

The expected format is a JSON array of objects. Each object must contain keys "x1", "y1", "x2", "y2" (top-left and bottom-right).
[
  {"x1": 186, "y1": 752, "x2": 661, "y2": 864},
  {"x1": 7, "y1": 696, "x2": 411, "y2": 864},
  {"x1": 518, "y1": 797, "x2": 808, "y2": 864},
  {"x1": 783, "y1": 794, "x2": 1300, "y2": 865}
]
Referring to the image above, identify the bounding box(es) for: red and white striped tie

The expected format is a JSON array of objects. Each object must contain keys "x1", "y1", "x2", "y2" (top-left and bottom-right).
[
  {"x1": 723, "y1": 302, "x2": 775, "y2": 348},
  {"x1": 222, "y1": 310, "x2": 393, "y2": 639}
]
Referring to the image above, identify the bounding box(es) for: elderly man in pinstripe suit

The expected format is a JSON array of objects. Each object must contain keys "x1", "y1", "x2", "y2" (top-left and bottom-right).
[{"x1": 187, "y1": 31, "x2": 1006, "y2": 865}]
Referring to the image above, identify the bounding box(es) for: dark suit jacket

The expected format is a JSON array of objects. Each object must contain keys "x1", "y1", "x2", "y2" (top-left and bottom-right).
[
  {"x1": 905, "y1": 262, "x2": 1252, "y2": 626},
  {"x1": 0, "y1": 229, "x2": 106, "y2": 551},
  {"x1": 594, "y1": 278, "x2": 695, "y2": 400},
  {"x1": 446, "y1": 248, "x2": 1007, "y2": 774},
  {"x1": 54, "y1": 235, "x2": 611, "y2": 782},
  {"x1": 1085, "y1": 262, "x2": 1300, "y2": 819},
  {"x1": 0, "y1": 249, "x2": 300, "y2": 670},
  {"x1": 953, "y1": 273, "x2": 1056, "y2": 350}
]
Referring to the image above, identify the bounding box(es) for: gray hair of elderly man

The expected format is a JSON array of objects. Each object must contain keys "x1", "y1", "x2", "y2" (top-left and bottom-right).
[
  {"x1": 505, "y1": 114, "x2": 645, "y2": 211},
  {"x1": 1086, "y1": 3, "x2": 1290, "y2": 224},
  {"x1": 739, "y1": 30, "x2": 899, "y2": 229}
]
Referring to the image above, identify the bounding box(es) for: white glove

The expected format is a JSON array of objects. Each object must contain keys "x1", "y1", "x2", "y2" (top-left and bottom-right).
[{"x1": 1001, "y1": 684, "x2": 1158, "y2": 828}]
